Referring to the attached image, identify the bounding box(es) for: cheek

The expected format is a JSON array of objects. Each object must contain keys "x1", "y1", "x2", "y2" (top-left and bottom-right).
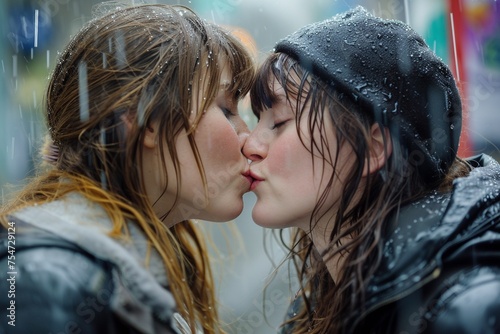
[
  {"x1": 268, "y1": 134, "x2": 310, "y2": 178},
  {"x1": 213, "y1": 126, "x2": 240, "y2": 158},
  {"x1": 198, "y1": 118, "x2": 241, "y2": 167}
]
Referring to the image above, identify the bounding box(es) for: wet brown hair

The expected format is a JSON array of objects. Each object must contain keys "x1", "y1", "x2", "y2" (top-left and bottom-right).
[
  {"x1": 1, "y1": 3, "x2": 254, "y2": 333},
  {"x1": 251, "y1": 53, "x2": 470, "y2": 334}
]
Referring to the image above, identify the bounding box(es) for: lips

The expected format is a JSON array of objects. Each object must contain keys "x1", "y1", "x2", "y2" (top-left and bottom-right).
[
  {"x1": 242, "y1": 170, "x2": 254, "y2": 186},
  {"x1": 242, "y1": 173, "x2": 253, "y2": 186},
  {"x1": 247, "y1": 170, "x2": 264, "y2": 191}
]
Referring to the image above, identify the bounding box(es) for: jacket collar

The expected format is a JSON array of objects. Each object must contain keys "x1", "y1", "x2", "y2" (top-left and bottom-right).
[
  {"x1": 11, "y1": 192, "x2": 179, "y2": 333},
  {"x1": 361, "y1": 154, "x2": 500, "y2": 317}
]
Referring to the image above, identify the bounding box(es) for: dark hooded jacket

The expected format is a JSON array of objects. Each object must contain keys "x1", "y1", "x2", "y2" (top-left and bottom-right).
[{"x1": 281, "y1": 154, "x2": 500, "y2": 334}]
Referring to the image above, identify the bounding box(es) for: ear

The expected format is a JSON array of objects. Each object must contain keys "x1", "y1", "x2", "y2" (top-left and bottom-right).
[
  {"x1": 362, "y1": 123, "x2": 392, "y2": 177},
  {"x1": 120, "y1": 113, "x2": 158, "y2": 149}
]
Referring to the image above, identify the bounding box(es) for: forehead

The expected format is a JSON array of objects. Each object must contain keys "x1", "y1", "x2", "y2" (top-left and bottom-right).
[
  {"x1": 192, "y1": 56, "x2": 230, "y2": 88},
  {"x1": 271, "y1": 78, "x2": 286, "y2": 97},
  {"x1": 271, "y1": 74, "x2": 305, "y2": 108}
]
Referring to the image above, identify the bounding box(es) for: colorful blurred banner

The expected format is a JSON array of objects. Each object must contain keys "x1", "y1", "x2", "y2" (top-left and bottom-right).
[
  {"x1": 460, "y1": 0, "x2": 500, "y2": 157},
  {"x1": 464, "y1": 0, "x2": 500, "y2": 70},
  {"x1": 417, "y1": 0, "x2": 500, "y2": 158},
  {"x1": 447, "y1": 0, "x2": 472, "y2": 157}
]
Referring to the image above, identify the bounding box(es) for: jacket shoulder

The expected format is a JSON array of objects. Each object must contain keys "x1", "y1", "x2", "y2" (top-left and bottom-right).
[
  {"x1": 424, "y1": 265, "x2": 500, "y2": 334},
  {"x1": 0, "y1": 230, "x2": 139, "y2": 333}
]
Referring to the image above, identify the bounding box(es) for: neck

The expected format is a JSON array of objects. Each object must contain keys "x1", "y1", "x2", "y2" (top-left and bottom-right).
[
  {"x1": 307, "y1": 181, "x2": 365, "y2": 281},
  {"x1": 309, "y1": 226, "x2": 347, "y2": 282}
]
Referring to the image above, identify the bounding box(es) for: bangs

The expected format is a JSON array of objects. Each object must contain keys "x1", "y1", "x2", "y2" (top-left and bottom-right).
[
  {"x1": 223, "y1": 36, "x2": 255, "y2": 100},
  {"x1": 250, "y1": 53, "x2": 305, "y2": 117},
  {"x1": 250, "y1": 53, "x2": 280, "y2": 117},
  {"x1": 200, "y1": 23, "x2": 255, "y2": 101},
  {"x1": 177, "y1": 9, "x2": 254, "y2": 109}
]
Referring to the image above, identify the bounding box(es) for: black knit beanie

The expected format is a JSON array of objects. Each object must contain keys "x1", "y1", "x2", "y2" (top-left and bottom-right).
[{"x1": 275, "y1": 6, "x2": 462, "y2": 185}]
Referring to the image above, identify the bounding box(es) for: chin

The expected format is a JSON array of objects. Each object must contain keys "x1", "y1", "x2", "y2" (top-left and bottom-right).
[
  {"x1": 252, "y1": 215, "x2": 280, "y2": 229},
  {"x1": 251, "y1": 212, "x2": 288, "y2": 229},
  {"x1": 203, "y1": 200, "x2": 244, "y2": 222},
  {"x1": 252, "y1": 221, "x2": 284, "y2": 229}
]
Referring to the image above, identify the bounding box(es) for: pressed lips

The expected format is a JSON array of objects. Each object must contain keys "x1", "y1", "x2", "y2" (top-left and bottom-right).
[
  {"x1": 242, "y1": 170, "x2": 254, "y2": 186},
  {"x1": 247, "y1": 170, "x2": 264, "y2": 191}
]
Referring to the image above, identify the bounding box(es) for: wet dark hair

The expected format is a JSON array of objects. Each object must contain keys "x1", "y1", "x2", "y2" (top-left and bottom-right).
[{"x1": 251, "y1": 52, "x2": 470, "y2": 334}]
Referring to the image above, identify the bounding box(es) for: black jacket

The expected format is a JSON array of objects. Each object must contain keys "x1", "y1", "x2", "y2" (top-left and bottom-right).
[
  {"x1": 0, "y1": 193, "x2": 185, "y2": 334},
  {"x1": 283, "y1": 154, "x2": 500, "y2": 334}
]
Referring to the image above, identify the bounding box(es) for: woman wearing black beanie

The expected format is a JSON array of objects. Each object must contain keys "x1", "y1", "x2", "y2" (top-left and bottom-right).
[{"x1": 244, "y1": 6, "x2": 500, "y2": 334}]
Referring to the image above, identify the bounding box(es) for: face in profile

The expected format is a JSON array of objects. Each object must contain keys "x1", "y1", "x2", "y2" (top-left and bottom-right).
[
  {"x1": 244, "y1": 79, "x2": 355, "y2": 231},
  {"x1": 143, "y1": 64, "x2": 252, "y2": 224}
]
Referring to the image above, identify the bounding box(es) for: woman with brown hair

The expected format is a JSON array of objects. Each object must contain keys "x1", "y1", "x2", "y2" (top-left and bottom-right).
[
  {"x1": 244, "y1": 6, "x2": 500, "y2": 334},
  {"x1": 0, "y1": 3, "x2": 254, "y2": 334}
]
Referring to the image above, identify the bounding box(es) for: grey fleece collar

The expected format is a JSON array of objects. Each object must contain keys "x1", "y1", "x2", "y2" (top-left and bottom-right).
[{"x1": 12, "y1": 193, "x2": 181, "y2": 333}]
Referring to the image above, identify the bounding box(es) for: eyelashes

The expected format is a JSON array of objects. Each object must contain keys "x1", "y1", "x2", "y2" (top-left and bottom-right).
[
  {"x1": 222, "y1": 107, "x2": 235, "y2": 117},
  {"x1": 272, "y1": 120, "x2": 289, "y2": 130}
]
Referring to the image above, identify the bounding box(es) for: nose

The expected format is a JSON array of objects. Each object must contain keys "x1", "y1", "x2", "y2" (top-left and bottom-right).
[
  {"x1": 234, "y1": 116, "x2": 250, "y2": 149},
  {"x1": 243, "y1": 126, "x2": 268, "y2": 162},
  {"x1": 239, "y1": 131, "x2": 249, "y2": 150}
]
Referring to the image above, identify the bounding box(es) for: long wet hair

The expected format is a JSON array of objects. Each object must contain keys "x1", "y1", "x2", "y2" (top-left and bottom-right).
[
  {"x1": 251, "y1": 53, "x2": 470, "y2": 334},
  {"x1": 1, "y1": 4, "x2": 254, "y2": 333}
]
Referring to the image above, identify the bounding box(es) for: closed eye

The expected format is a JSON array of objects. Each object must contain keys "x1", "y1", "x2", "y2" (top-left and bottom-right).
[
  {"x1": 222, "y1": 107, "x2": 236, "y2": 118},
  {"x1": 272, "y1": 120, "x2": 288, "y2": 130}
]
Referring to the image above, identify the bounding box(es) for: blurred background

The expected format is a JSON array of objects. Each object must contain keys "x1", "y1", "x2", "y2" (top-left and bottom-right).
[{"x1": 1, "y1": 0, "x2": 499, "y2": 333}]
